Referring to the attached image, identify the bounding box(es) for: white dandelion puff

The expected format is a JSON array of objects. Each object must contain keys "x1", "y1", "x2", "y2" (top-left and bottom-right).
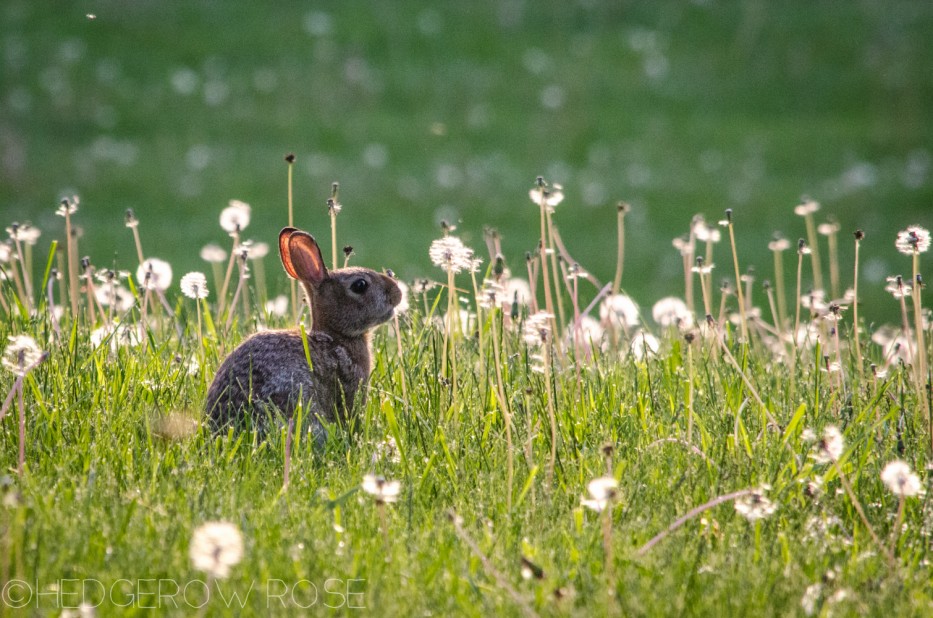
[
  {"x1": 136, "y1": 258, "x2": 173, "y2": 292},
  {"x1": 180, "y1": 272, "x2": 209, "y2": 299},
  {"x1": 880, "y1": 460, "x2": 922, "y2": 497},
  {"x1": 219, "y1": 199, "x2": 251, "y2": 233},
  {"x1": 2, "y1": 335, "x2": 45, "y2": 377},
  {"x1": 581, "y1": 476, "x2": 618, "y2": 512},
  {"x1": 189, "y1": 521, "x2": 244, "y2": 579},
  {"x1": 361, "y1": 474, "x2": 401, "y2": 504},
  {"x1": 895, "y1": 225, "x2": 931, "y2": 255}
]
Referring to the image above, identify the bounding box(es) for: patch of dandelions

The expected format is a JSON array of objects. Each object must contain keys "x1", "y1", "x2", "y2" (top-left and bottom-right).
[
  {"x1": 189, "y1": 521, "x2": 244, "y2": 579},
  {"x1": 733, "y1": 486, "x2": 778, "y2": 522}
]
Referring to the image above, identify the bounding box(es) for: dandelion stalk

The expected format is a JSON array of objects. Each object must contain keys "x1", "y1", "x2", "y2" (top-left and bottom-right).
[
  {"x1": 799, "y1": 200, "x2": 824, "y2": 292},
  {"x1": 449, "y1": 511, "x2": 539, "y2": 618},
  {"x1": 831, "y1": 457, "x2": 896, "y2": 569},
  {"x1": 491, "y1": 304, "x2": 513, "y2": 510},
  {"x1": 218, "y1": 228, "x2": 239, "y2": 316},
  {"x1": 612, "y1": 202, "x2": 629, "y2": 297},
  {"x1": 328, "y1": 182, "x2": 340, "y2": 271},
  {"x1": 543, "y1": 338, "x2": 558, "y2": 489},
  {"x1": 724, "y1": 209, "x2": 749, "y2": 341},
  {"x1": 770, "y1": 238, "x2": 789, "y2": 330},
  {"x1": 534, "y1": 178, "x2": 558, "y2": 341},
  {"x1": 636, "y1": 488, "x2": 756, "y2": 556},
  {"x1": 911, "y1": 253, "x2": 927, "y2": 395},
  {"x1": 9, "y1": 225, "x2": 34, "y2": 311},
  {"x1": 794, "y1": 239, "x2": 808, "y2": 351},
  {"x1": 852, "y1": 230, "x2": 865, "y2": 379},
  {"x1": 60, "y1": 200, "x2": 80, "y2": 319},
  {"x1": 226, "y1": 252, "x2": 249, "y2": 331}
]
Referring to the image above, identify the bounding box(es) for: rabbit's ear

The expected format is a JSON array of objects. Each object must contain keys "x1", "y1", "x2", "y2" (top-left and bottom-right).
[{"x1": 281, "y1": 229, "x2": 327, "y2": 286}]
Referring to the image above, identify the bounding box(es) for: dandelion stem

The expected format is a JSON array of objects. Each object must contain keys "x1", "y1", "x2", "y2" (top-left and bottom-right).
[
  {"x1": 218, "y1": 231, "x2": 239, "y2": 315},
  {"x1": 449, "y1": 511, "x2": 539, "y2": 618},
  {"x1": 852, "y1": 232, "x2": 864, "y2": 380},
  {"x1": 612, "y1": 202, "x2": 628, "y2": 297},
  {"x1": 636, "y1": 489, "x2": 755, "y2": 556},
  {"x1": 804, "y1": 211, "x2": 824, "y2": 292},
  {"x1": 832, "y1": 459, "x2": 896, "y2": 569},
  {"x1": 543, "y1": 341, "x2": 558, "y2": 489},
  {"x1": 725, "y1": 210, "x2": 749, "y2": 341},
  {"x1": 64, "y1": 207, "x2": 79, "y2": 319}
]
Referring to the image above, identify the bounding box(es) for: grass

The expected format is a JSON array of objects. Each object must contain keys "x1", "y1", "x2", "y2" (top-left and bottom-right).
[{"x1": 1, "y1": 188, "x2": 932, "y2": 616}]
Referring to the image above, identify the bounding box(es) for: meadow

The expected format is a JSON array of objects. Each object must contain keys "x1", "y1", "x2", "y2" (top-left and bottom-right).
[
  {"x1": 1, "y1": 183, "x2": 932, "y2": 616},
  {"x1": 3, "y1": 1, "x2": 933, "y2": 616}
]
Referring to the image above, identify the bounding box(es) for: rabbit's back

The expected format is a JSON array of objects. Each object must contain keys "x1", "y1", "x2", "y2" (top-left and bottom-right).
[{"x1": 206, "y1": 329, "x2": 365, "y2": 431}]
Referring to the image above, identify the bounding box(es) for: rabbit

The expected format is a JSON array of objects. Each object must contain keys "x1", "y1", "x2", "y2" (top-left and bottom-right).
[{"x1": 206, "y1": 227, "x2": 402, "y2": 439}]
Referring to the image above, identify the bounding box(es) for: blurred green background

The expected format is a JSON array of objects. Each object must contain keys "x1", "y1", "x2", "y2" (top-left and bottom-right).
[{"x1": 2, "y1": 0, "x2": 931, "y2": 323}]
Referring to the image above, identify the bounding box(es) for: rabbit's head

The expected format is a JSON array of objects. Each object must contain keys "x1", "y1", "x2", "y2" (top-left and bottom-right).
[{"x1": 279, "y1": 227, "x2": 402, "y2": 338}]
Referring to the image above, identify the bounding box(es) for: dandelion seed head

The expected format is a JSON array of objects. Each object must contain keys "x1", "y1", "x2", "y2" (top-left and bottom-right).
[
  {"x1": 327, "y1": 197, "x2": 342, "y2": 215},
  {"x1": 880, "y1": 460, "x2": 922, "y2": 497},
  {"x1": 124, "y1": 209, "x2": 139, "y2": 228},
  {"x1": 817, "y1": 221, "x2": 840, "y2": 236},
  {"x1": 895, "y1": 225, "x2": 931, "y2": 255},
  {"x1": 629, "y1": 331, "x2": 660, "y2": 360},
  {"x1": 794, "y1": 199, "x2": 820, "y2": 217},
  {"x1": 529, "y1": 182, "x2": 564, "y2": 211},
  {"x1": 505, "y1": 278, "x2": 532, "y2": 309},
  {"x1": 94, "y1": 284, "x2": 135, "y2": 312},
  {"x1": 361, "y1": 474, "x2": 401, "y2": 504},
  {"x1": 219, "y1": 199, "x2": 251, "y2": 233},
  {"x1": 189, "y1": 521, "x2": 244, "y2": 579},
  {"x1": 246, "y1": 241, "x2": 269, "y2": 260},
  {"x1": 600, "y1": 294, "x2": 640, "y2": 328},
  {"x1": 264, "y1": 294, "x2": 289, "y2": 318},
  {"x1": 581, "y1": 476, "x2": 618, "y2": 512},
  {"x1": 200, "y1": 243, "x2": 228, "y2": 263},
  {"x1": 884, "y1": 275, "x2": 912, "y2": 299},
  {"x1": 768, "y1": 237, "x2": 791, "y2": 252},
  {"x1": 180, "y1": 272, "x2": 209, "y2": 299},
  {"x1": 523, "y1": 311, "x2": 553, "y2": 347},
  {"x1": 692, "y1": 217, "x2": 720, "y2": 243},
  {"x1": 812, "y1": 425, "x2": 844, "y2": 464},
  {"x1": 136, "y1": 258, "x2": 173, "y2": 292},
  {"x1": 734, "y1": 487, "x2": 777, "y2": 522},
  {"x1": 652, "y1": 297, "x2": 693, "y2": 328},
  {"x1": 7, "y1": 223, "x2": 41, "y2": 245},
  {"x1": 55, "y1": 197, "x2": 79, "y2": 217},
  {"x1": 429, "y1": 236, "x2": 475, "y2": 274},
  {"x1": 2, "y1": 335, "x2": 44, "y2": 376}
]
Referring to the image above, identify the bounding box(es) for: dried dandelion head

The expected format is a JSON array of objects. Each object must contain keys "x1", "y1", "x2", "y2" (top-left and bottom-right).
[{"x1": 189, "y1": 521, "x2": 244, "y2": 579}]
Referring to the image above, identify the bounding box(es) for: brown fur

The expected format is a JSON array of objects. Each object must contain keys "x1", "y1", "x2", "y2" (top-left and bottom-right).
[{"x1": 206, "y1": 228, "x2": 401, "y2": 436}]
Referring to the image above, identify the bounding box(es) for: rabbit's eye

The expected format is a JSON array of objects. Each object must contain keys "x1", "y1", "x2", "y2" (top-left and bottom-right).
[{"x1": 350, "y1": 278, "x2": 369, "y2": 295}]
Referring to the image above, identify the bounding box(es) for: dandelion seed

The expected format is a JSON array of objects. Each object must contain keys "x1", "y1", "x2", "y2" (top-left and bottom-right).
[
  {"x1": 245, "y1": 241, "x2": 269, "y2": 260},
  {"x1": 479, "y1": 279, "x2": 507, "y2": 310},
  {"x1": 136, "y1": 258, "x2": 173, "y2": 291},
  {"x1": 652, "y1": 296, "x2": 693, "y2": 328},
  {"x1": 55, "y1": 197, "x2": 79, "y2": 216},
  {"x1": 801, "y1": 583, "x2": 822, "y2": 616},
  {"x1": 812, "y1": 425, "x2": 844, "y2": 464},
  {"x1": 768, "y1": 237, "x2": 791, "y2": 252},
  {"x1": 523, "y1": 311, "x2": 553, "y2": 347},
  {"x1": 264, "y1": 294, "x2": 289, "y2": 317},
  {"x1": 189, "y1": 521, "x2": 244, "y2": 579},
  {"x1": 600, "y1": 293, "x2": 640, "y2": 328},
  {"x1": 219, "y1": 199, "x2": 251, "y2": 233},
  {"x1": 693, "y1": 218, "x2": 721, "y2": 243},
  {"x1": 581, "y1": 476, "x2": 618, "y2": 512},
  {"x1": 200, "y1": 244, "x2": 227, "y2": 263},
  {"x1": 361, "y1": 474, "x2": 401, "y2": 504},
  {"x1": 734, "y1": 487, "x2": 777, "y2": 522},
  {"x1": 794, "y1": 199, "x2": 820, "y2": 217},
  {"x1": 429, "y1": 236, "x2": 476, "y2": 274},
  {"x1": 884, "y1": 275, "x2": 911, "y2": 299},
  {"x1": 895, "y1": 225, "x2": 931, "y2": 255},
  {"x1": 2, "y1": 335, "x2": 44, "y2": 376},
  {"x1": 817, "y1": 221, "x2": 840, "y2": 236},
  {"x1": 880, "y1": 460, "x2": 922, "y2": 497},
  {"x1": 630, "y1": 331, "x2": 660, "y2": 360},
  {"x1": 528, "y1": 183, "x2": 564, "y2": 212},
  {"x1": 180, "y1": 272, "x2": 209, "y2": 299}
]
